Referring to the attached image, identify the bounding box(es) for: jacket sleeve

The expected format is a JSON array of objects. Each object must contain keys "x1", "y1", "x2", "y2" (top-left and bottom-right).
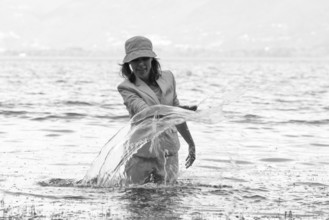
[
  {"x1": 117, "y1": 85, "x2": 149, "y2": 117},
  {"x1": 171, "y1": 72, "x2": 180, "y2": 107}
]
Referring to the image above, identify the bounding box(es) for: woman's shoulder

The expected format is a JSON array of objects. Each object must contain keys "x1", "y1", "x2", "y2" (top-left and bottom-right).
[
  {"x1": 160, "y1": 70, "x2": 175, "y2": 80},
  {"x1": 117, "y1": 78, "x2": 135, "y2": 90}
]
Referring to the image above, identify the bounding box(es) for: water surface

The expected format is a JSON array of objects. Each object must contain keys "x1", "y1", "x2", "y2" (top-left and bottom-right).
[{"x1": 1, "y1": 58, "x2": 329, "y2": 219}]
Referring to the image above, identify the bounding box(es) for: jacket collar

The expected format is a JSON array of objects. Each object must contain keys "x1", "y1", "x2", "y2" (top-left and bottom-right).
[
  {"x1": 135, "y1": 76, "x2": 161, "y2": 104},
  {"x1": 156, "y1": 74, "x2": 166, "y2": 96}
]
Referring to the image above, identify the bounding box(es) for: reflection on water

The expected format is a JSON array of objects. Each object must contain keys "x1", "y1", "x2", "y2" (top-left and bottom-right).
[{"x1": 1, "y1": 58, "x2": 329, "y2": 219}]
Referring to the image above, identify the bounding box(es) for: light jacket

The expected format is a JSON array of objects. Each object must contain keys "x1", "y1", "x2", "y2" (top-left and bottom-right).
[
  {"x1": 117, "y1": 70, "x2": 180, "y2": 117},
  {"x1": 117, "y1": 70, "x2": 181, "y2": 158}
]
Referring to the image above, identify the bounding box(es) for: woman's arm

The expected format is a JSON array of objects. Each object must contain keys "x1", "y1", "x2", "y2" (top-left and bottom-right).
[
  {"x1": 176, "y1": 122, "x2": 196, "y2": 168},
  {"x1": 178, "y1": 105, "x2": 198, "y2": 111},
  {"x1": 170, "y1": 71, "x2": 197, "y2": 168},
  {"x1": 117, "y1": 86, "x2": 149, "y2": 117}
]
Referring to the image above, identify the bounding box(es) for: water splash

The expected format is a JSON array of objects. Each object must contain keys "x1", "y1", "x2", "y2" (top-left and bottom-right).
[{"x1": 81, "y1": 91, "x2": 241, "y2": 187}]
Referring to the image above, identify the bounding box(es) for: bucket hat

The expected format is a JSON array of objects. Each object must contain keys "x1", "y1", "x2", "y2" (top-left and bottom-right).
[{"x1": 123, "y1": 36, "x2": 157, "y2": 63}]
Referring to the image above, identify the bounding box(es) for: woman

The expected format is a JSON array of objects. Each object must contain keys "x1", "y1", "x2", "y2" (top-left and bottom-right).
[{"x1": 117, "y1": 36, "x2": 196, "y2": 184}]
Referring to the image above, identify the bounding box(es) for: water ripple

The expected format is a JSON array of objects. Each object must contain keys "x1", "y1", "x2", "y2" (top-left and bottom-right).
[
  {"x1": 260, "y1": 158, "x2": 294, "y2": 162},
  {"x1": 280, "y1": 119, "x2": 329, "y2": 125},
  {"x1": 310, "y1": 143, "x2": 329, "y2": 147},
  {"x1": 202, "y1": 158, "x2": 253, "y2": 165},
  {"x1": 64, "y1": 101, "x2": 93, "y2": 106},
  {"x1": 1, "y1": 189, "x2": 89, "y2": 200},
  {"x1": 42, "y1": 129, "x2": 75, "y2": 133},
  {"x1": 293, "y1": 182, "x2": 328, "y2": 187},
  {"x1": 0, "y1": 110, "x2": 29, "y2": 116}
]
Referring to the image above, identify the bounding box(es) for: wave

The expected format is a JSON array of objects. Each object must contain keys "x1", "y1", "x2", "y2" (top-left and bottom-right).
[
  {"x1": 293, "y1": 182, "x2": 328, "y2": 187},
  {"x1": 95, "y1": 115, "x2": 129, "y2": 120},
  {"x1": 31, "y1": 112, "x2": 129, "y2": 121},
  {"x1": 233, "y1": 114, "x2": 265, "y2": 124},
  {"x1": 64, "y1": 101, "x2": 93, "y2": 106},
  {"x1": 37, "y1": 178, "x2": 77, "y2": 187},
  {"x1": 202, "y1": 158, "x2": 254, "y2": 165},
  {"x1": 310, "y1": 143, "x2": 329, "y2": 147},
  {"x1": 42, "y1": 129, "x2": 75, "y2": 133},
  {"x1": 275, "y1": 99, "x2": 302, "y2": 103},
  {"x1": 1, "y1": 188, "x2": 88, "y2": 200},
  {"x1": 0, "y1": 110, "x2": 29, "y2": 116},
  {"x1": 259, "y1": 158, "x2": 294, "y2": 163},
  {"x1": 32, "y1": 113, "x2": 87, "y2": 121},
  {"x1": 281, "y1": 119, "x2": 329, "y2": 125}
]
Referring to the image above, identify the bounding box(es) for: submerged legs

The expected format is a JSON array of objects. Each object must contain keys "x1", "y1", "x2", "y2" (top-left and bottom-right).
[{"x1": 124, "y1": 153, "x2": 179, "y2": 185}]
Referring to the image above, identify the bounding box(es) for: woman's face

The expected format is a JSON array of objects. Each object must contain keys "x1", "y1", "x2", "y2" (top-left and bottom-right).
[{"x1": 129, "y1": 57, "x2": 152, "y2": 82}]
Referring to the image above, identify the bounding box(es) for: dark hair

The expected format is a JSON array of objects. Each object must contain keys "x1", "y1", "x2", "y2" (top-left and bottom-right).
[{"x1": 120, "y1": 58, "x2": 161, "y2": 84}]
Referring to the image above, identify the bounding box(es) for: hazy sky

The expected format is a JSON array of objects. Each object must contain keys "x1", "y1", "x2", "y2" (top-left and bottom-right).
[{"x1": 1, "y1": 0, "x2": 329, "y2": 53}]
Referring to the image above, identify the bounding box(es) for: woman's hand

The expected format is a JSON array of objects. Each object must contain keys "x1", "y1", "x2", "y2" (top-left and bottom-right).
[
  {"x1": 179, "y1": 105, "x2": 198, "y2": 111},
  {"x1": 185, "y1": 145, "x2": 196, "y2": 168}
]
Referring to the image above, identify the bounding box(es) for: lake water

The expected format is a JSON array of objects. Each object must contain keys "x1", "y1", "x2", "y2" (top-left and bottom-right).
[{"x1": 0, "y1": 58, "x2": 329, "y2": 219}]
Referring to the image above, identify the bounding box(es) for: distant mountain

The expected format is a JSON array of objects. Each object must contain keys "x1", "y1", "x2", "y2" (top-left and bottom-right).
[{"x1": 1, "y1": 0, "x2": 329, "y2": 56}]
